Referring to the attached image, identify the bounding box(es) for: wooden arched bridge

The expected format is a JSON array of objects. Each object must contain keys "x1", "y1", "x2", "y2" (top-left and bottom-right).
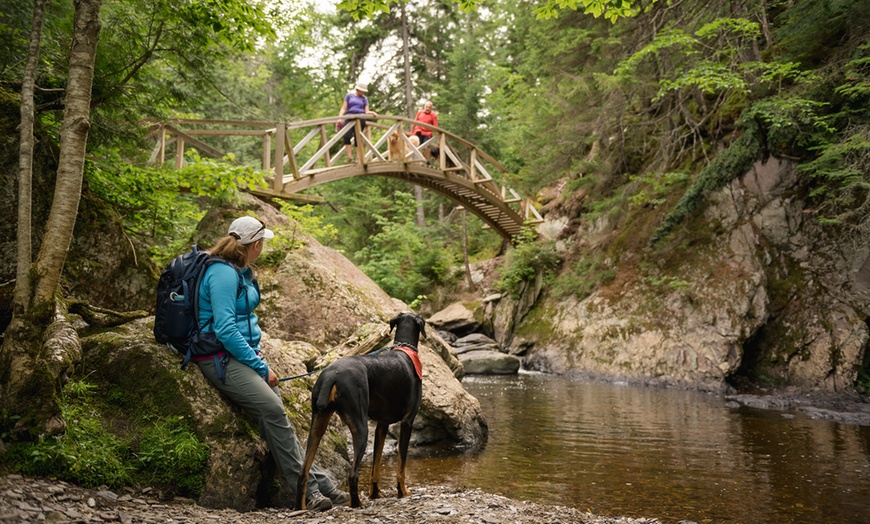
[{"x1": 146, "y1": 115, "x2": 542, "y2": 240}]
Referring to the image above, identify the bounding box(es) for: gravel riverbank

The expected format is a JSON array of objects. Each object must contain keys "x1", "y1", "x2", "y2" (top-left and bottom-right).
[{"x1": 0, "y1": 474, "x2": 672, "y2": 524}]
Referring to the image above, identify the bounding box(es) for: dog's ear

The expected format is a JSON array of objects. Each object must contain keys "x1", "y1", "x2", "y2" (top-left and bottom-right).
[
  {"x1": 389, "y1": 314, "x2": 399, "y2": 334},
  {"x1": 416, "y1": 315, "x2": 426, "y2": 338}
]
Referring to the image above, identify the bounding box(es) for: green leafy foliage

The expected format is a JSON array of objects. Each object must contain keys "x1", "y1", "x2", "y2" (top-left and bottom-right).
[
  {"x1": 436, "y1": 11, "x2": 488, "y2": 146},
  {"x1": 335, "y1": 0, "x2": 644, "y2": 22},
  {"x1": 9, "y1": 381, "x2": 131, "y2": 488},
  {"x1": 137, "y1": 417, "x2": 209, "y2": 494},
  {"x1": 801, "y1": 128, "x2": 870, "y2": 227},
  {"x1": 614, "y1": 18, "x2": 812, "y2": 104},
  {"x1": 2, "y1": 380, "x2": 209, "y2": 495},
  {"x1": 744, "y1": 96, "x2": 833, "y2": 153},
  {"x1": 356, "y1": 192, "x2": 458, "y2": 303},
  {"x1": 496, "y1": 227, "x2": 562, "y2": 298},
  {"x1": 85, "y1": 149, "x2": 267, "y2": 263},
  {"x1": 649, "y1": 116, "x2": 763, "y2": 245},
  {"x1": 629, "y1": 172, "x2": 690, "y2": 207},
  {"x1": 256, "y1": 203, "x2": 341, "y2": 266},
  {"x1": 533, "y1": 0, "x2": 641, "y2": 22},
  {"x1": 640, "y1": 274, "x2": 690, "y2": 292},
  {"x1": 551, "y1": 254, "x2": 615, "y2": 299}
]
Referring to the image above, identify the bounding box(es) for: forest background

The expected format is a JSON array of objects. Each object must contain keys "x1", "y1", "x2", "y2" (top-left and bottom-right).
[
  {"x1": 0, "y1": 0, "x2": 868, "y2": 446},
  {"x1": 4, "y1": 0, "x2": 869, "y2": 304}
]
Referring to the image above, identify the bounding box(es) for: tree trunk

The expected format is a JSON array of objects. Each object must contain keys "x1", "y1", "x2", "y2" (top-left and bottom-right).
[
  {"x1": 402, "y1": 5, "x2": 425, "y2": 228},
  {"x1": 32, "y1": 0, "x2": 102, "y2": 311},
  {"x1": 1, "y1": 0, "x2": 103, "y2": 440},
  {"x1": 402, "y1": 5, "x2": 413, "y2": 120},
  {"x1": 14, "y1": 0, "x2": 49, "y2": 316},
  {"x1": 462, "y1": 209, "x2": 474, "y2": 290}
]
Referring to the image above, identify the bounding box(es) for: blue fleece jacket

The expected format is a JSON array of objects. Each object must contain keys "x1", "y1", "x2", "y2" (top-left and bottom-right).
[{"x1": 197, "y1": 262, "x2": 269, "y2": 377}]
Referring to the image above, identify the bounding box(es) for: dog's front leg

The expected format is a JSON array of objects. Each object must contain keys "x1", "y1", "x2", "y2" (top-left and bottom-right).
[
  {"x1": 369, "y1": 422, "x2": 390, "y2": 499},
  {"x1": 396, "y1": 418, "x2": 413, "y2": 498}
]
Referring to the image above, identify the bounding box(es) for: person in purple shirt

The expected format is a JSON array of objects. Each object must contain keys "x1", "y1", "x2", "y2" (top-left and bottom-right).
[
  {"x1": 194, "y1": 216, "x2": 349, "y2": 511},
  {"x1": 337, "y1": 82, "x2": 378, "y2": 163}
]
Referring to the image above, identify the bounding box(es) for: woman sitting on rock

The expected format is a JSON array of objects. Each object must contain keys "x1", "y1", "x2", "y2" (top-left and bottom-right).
[{"x1": 194, "y1": 216, "x2": 348, "y2": 511}]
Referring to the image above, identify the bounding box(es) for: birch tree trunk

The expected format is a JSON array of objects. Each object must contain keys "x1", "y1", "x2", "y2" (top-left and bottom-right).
[
  {"x1": 32, "y1": 0, "x2": 102, "y2": 311},
  {"x1": 1, "y1": 0, "x2": 102, "y2": 439},
  {"x1": 14, "y1": 0, "x2": 49, "y2": 315}
]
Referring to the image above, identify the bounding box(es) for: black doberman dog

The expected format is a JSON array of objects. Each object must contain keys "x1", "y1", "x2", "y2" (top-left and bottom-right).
[{"x1": 296, "y1": 312, "x2": 426, "y2": 509}]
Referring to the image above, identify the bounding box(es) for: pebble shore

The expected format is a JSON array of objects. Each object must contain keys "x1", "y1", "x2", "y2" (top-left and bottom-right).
[{"x1": 0, "y1": 474, "x2": 670, "y2": 524}]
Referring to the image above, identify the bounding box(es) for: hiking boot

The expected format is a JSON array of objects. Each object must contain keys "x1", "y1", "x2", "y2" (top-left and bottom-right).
[
  {"x1": 306, "y1": 491, "x2": 333, "y2": 512},
  {"x1": 324, "y1": 487, "x2": 350, "y2": 506}
]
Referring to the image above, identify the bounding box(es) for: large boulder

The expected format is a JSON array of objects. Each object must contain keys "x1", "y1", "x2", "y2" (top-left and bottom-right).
[
  {"x1": 79, "y1": 318, "x2": 340, "y2": 511},
  {"x1": 187, "y1": 196, "x2": 481, "y2": 442},
  {"x1": 459, "y1": 350, "x2": 521, "y2": 375},
  {"x1": 427, "y1": 301, "x2": 485, "y2": 337},
  {"x1": 70, "y1": 196, "x2": 487, "y2": 511},
  {"x1": 452, "y1": 333, "x2": 501, "y2": 354}
]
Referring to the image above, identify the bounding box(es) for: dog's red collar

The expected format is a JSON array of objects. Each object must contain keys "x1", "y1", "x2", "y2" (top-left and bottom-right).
[{"x1": 393, "y1": 346, "x2": 423, "y2": 380}]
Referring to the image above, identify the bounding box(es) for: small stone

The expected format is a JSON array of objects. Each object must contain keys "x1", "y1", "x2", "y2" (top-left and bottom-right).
[
  {"x1": 16, "y1": 501, "x2": 41, "y2": 512},
  {"x1": 45, "y1": 510, "x2": 66, "y2": 523},
  {"x1": 87, "y1": 497, "x2": 96, "y2": 507},
  {"x1": 2, "y1": 489, "x2": 23, "y2": 500},
  {"x1": 96, "y1": 490, "x2": 118, "y2": 501}
]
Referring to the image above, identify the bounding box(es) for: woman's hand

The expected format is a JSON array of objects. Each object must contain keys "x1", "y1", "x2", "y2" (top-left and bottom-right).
[{"x1": 267, "y1": 369, "x2": 279, "y2": 388}]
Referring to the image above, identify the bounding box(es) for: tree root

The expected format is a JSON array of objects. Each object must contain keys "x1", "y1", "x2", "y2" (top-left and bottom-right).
[{"x1": 68, "y1": 300, "x2": 150, "y2": 328}]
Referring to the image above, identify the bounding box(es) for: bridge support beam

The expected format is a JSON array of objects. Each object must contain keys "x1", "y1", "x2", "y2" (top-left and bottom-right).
[{"x1": 273, "y1": 124, "x2": 285, "y2": 192}]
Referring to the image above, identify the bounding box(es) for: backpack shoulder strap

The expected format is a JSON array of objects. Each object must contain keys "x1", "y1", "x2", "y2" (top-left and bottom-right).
[{"x1": 192, "y1": 256, "x2": 236, "y2": 326}]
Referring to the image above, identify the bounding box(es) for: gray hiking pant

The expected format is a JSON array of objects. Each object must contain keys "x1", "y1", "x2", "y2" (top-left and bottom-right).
[{"x1": 196, "y1": 356, "x2": 337, "y2": 499}]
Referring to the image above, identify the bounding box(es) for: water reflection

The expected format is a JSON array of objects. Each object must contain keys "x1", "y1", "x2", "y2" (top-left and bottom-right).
[{"x1": 402, "y1": 373, "x2": 870, "y2": 524}]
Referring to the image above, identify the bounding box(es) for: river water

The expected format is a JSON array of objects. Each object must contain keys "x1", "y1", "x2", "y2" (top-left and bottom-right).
[{"x1": 403, "y1": 372, "x2": 870, "y2": 524}]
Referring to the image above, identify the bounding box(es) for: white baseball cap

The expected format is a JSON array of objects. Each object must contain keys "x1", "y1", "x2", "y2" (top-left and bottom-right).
[{"x1": 228, "y1": 216, "x2": 274, "y2": 245}]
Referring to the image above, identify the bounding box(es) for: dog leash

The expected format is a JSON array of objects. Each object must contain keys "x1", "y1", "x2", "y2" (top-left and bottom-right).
[
  {"x1": 277, "y1": 345, "x2": 399, "y2": 382},
  {"x1": 278, "y1": 369, "x2": 321, "y2": 382}
]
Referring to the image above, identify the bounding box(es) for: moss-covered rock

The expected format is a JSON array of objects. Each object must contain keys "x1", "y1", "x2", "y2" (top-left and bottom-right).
[{"x1": 75, "y1": 317, "x2": 348, "y2": 510}]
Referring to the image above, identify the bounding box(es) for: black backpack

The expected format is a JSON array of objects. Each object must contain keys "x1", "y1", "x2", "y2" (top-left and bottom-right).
[{"x1": 153, "y1": 245, "x2": 239, "y2": 368}]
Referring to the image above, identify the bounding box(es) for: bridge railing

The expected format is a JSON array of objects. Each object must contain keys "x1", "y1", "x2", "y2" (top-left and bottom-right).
[{"x1": 146, "y1": 116, "x2": 543, "y2": 226}]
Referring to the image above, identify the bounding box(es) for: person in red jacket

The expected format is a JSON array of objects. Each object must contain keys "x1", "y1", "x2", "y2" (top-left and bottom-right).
[{"x1": 411, "y1": 101, "x2": 438, "y2": 160}]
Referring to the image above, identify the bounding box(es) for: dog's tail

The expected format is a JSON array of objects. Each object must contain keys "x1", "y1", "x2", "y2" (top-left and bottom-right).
[{"x1": 313, "y1": 370, "x2": 337, "y2": 413}]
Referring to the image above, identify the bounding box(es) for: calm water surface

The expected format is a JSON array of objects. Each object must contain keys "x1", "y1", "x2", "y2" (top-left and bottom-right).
[{"x1": 400, "y1": 373, "x2": 870, "y2": 524}]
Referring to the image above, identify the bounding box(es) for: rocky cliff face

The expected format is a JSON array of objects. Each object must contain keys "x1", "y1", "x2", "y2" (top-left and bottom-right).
[{"x1": 489, "y1": 159, "x2": 869, "y2": 392}]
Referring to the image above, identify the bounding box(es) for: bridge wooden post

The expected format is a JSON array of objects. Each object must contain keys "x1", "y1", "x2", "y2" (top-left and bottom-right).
[
  {"x1": 262, "y1": 132, "x2": 271, "y2": 172},
  {"x1": 319, "y1": 125, "x2": 330, "y2": 167},
  {"x1": 175, "y1": 135, "x2": 185, "y2": 169},
  {"x1": 285, "y1": 128, "x2": 299, "y2": 179},
  {"x1": 158, "y1": 124, "x2": 166, "y2": 165},
  {"x1": 354, "y1": 120, "x2": 364, "y2": 164},
  {"x1": 273, "y1": 123, "x2": 285, "y2": 192}
]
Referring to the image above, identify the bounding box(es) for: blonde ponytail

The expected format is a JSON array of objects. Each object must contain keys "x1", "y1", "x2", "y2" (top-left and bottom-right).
[{"x1": 207, "y1": 235, "x2": 249, "y2": 268}]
